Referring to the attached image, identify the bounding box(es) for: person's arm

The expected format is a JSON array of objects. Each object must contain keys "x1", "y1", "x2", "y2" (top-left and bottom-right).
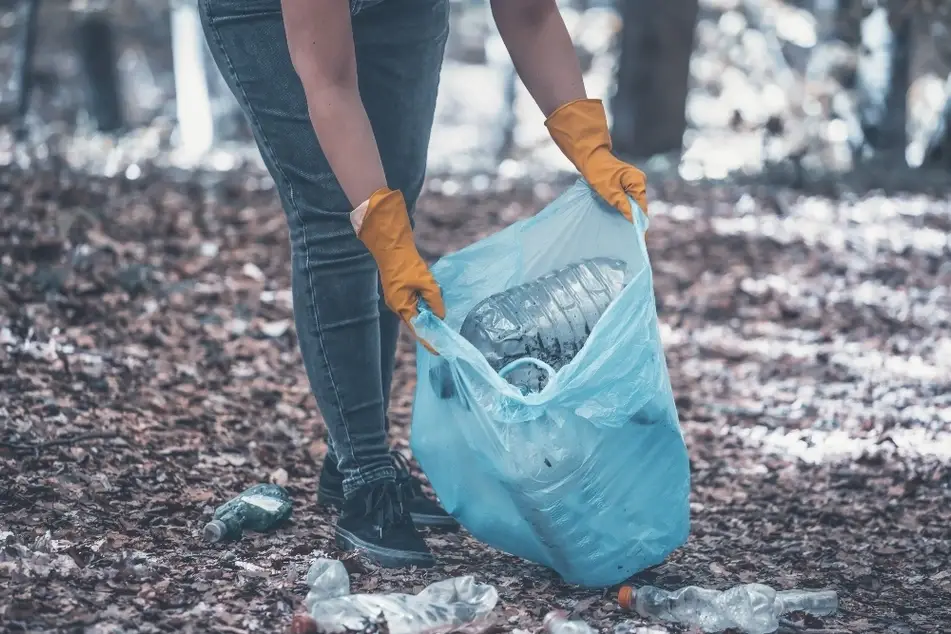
[
  {"x1": 281, "y1": 0, "x2": 386, "y2": 207},
  {"x1": 280, "y1": 0, "x2": 447, "y2": 340},
  {"x1": 491, "y1": 0, "x2": 648, "y2": 222},
  {"x1": 489, "y1": 0, "x2": 586, "y2": 117}
]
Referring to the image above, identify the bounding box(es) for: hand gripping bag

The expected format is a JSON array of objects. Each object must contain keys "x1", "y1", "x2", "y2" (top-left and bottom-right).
[{"x1": 410, "y1": 179, "x2": 690, "y2": 588}]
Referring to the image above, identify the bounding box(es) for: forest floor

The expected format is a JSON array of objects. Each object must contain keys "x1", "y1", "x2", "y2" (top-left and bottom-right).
[{"x1": 2, "y1": 160, "x2": 951, "y2": 634}]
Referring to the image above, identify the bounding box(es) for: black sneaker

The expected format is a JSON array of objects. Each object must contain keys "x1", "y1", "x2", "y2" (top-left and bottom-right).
[
  {"x1": 334, "y1": 480, "x2": 435, "y2": 568},
  {"x1": 391, "y1": 450, "x2": 459, "y2": 531},
  {"x1": 318, "y1": 452, "x2": 460, "y2": 531}
]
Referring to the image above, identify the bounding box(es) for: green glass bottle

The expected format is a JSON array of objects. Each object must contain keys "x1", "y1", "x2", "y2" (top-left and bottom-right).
[{"x1": 203, "y1": 483, "x2": 293, "y2": 542}]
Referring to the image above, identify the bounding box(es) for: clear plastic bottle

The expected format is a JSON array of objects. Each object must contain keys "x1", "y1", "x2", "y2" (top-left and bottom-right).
[
  {"x1": 459, "y1": 257, "x2": 629, "y2": 393},
  {"x1": 304, "y1": 558, "x2": 499, "y2": 634},
  {"x1": 543, "y1": 610, "x2": 596, "y2": 634},
  {"x1": 202, "y1": 483, "x2": 292, "y2": 542},
  {"x1": 617, "y1": 583, "x2": 839, "y2": 634}
]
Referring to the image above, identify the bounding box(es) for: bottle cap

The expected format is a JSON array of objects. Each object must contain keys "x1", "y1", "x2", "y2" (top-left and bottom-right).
[
  {"x1": 617, "y1": 585, "x2": 635, "y2": 610},
  {"x1": 202, "y1": 519, "x2": 226, "y2": 542}
]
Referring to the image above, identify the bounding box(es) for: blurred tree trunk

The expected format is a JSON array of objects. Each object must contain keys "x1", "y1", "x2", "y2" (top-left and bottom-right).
[
  {"x1": 922, "y1": 74, "x2": 951, "y2": 168},
  {"x1": 75, "y1": 9, "x2": 125, "y2": 132},
  {"x1": 170, "y1": 0, "x2": 215, "y2": 156},
  {"x1": 1, "y1": 0, "x2": 40, "y2": 126},
  {"x1": 497, "y1": 64, "x2": 517, "y2": 160},
  {"x1": 812, "y1": 0, "x2": 838, "y2": 42},
  {"x1": 611, "y1": 0, "x2": 699, "y2": 159},
  {"x1": 854, "y1": 3, "x2": 911, "y2": 164},
  {"x1": 835, "y1": 0, "x2": 862, "y2": 46}
]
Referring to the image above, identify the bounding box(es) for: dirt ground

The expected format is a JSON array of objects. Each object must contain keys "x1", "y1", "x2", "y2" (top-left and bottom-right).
[{"x1": 2, "y1": 159, "x2": 950, "y2": 634}]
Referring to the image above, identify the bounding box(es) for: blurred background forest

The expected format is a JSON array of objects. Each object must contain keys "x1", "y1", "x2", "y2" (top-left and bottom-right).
[
  {"x1": 3, "y1": 0, "x2": 951, "y2": 182},
  {"x1": 2, "y1": 1, "x2": 951, "y2": 633}
]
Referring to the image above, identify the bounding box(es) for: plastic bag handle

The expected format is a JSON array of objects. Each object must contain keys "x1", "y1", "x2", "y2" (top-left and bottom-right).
[
  {"x1": 629, "y1": 196, "x2": 649, "y2": 231},
  {"x1": 415, "y1": 296, "x2": 442, "y2": 320},
  {"x1": 497, "y1": 357, "x2": 556, "y2": 383}
]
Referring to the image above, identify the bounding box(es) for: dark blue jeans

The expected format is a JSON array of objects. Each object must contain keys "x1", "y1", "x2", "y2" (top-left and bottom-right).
[{"x1": 199, "y1": 0, "x2": 449, "y2": 496}]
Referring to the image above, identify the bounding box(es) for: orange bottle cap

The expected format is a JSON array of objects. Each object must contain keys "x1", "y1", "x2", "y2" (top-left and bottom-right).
[{"x1": 617, "y1": 585, "x2": 635, "y2": 611}]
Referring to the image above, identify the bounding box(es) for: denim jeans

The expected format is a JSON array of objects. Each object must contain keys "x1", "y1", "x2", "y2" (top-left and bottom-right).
[{"x1": 199, "y1": 0, "x2": 449, "y2": 496}]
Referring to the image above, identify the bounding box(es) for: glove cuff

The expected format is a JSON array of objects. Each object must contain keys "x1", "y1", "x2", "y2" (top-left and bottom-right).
[
  {"x1": 545, "y1": 97, "x2": 604, "y2": 122},
  {"x1": 357, "y1": 187, "x2": 415, "y2": 258},
  {"x1": 544, "y1": 98, "x2": 613, "y2": 173}
]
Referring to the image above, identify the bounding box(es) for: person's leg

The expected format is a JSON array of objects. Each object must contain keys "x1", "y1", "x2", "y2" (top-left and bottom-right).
[
  {"x1": 327, "y1": 0, "x2": 444, "y2": 446},
  {"x1": 357, "y1": 0, "x2": 461, "y2": 530},
  {"x1": 323, "y1": 298, "x2": 393, "y2": 487},
  {"x1": 311, "y1": 0, "x2": 458, "y2": 530},
  {"x1": 198, "y1": 0, "x2": 447, "y2": 564},
  {"x1": 199, "y1": 0, "x2": 393, "y2": 496}
]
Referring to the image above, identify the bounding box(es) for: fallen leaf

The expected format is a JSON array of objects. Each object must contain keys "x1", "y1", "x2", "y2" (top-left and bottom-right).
[
  {"x1": 242, "y1": 262, "x2": 266, "y2": 282},
  {"x1": 270, "y1": 468, "x2": 289, "y2": 487},
  {"x1": 235, "y1": 561, "x2": 268, "y2": 577},
  {"x1": 289, "y1": 613, "x2": 318, "y2": 634},
  {"x1": 261, "y1": 320, "x2": 291, "y2": 338},
  {"x1": 929, "y1": 569, "x2": 950, "y2": 582}
]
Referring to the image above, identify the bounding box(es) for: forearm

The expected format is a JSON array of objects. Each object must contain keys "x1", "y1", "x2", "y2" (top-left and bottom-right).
[
  {"x1": 304, "y1": 86, "x2": 388, "y2": 208},
  {"x1": 281, "y1": 0, "x2": 387, "y2": 208},
  {"x1": 490, "y1": 0, "x2": 586, "y2": 117}
]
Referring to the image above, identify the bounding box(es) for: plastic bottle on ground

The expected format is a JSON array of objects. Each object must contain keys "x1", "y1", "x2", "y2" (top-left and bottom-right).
[
  {"x1": 617, "y1": 583, "x2": 838, "y2": 634},
  {"x1": 202, "y1": 483, "x2": 292, "y2": 542},
  {"x1": 304, "y1": 558, "x2": 499, "y2": 634},
  {"x1": 543, "y1": 610, "x2": 596, "y2": 634}
]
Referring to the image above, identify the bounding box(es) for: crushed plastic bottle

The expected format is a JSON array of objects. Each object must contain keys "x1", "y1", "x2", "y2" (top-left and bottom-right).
[
  {"x1": 461, "y1": 256, "x2": 629, "y2": 392},
  {"x1": 543, "y1": 610, "x2": 596, "y2": 634},
  {"x1": 617, "y1": 583, "x2": 839, "y2": 634},
  {"x1": 431, "y1": 257, "x2": 629, "y2": 399},
  {"x1": 202, "y1": 483, "x2": 292, "y2": 542},
  {"x1": 304, "y1": 558, "x2": 499, "y2": 634}
]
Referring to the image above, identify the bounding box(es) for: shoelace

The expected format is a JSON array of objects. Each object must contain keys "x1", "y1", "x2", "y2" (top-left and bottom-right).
[
  {"x1": 364, "y1": 480, "x2": 408, "y2": 539},
  {"x1": 390, "y1": 450, "x2": 424, "y2": 499}
]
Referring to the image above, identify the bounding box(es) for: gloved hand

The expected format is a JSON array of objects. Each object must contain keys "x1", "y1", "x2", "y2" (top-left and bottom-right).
[
  {"x1": 353, "y1": 187, "x2": 446, "y2": 354},
  {"x1": 545, "y1": 98, "x2": 648, "y2": 223}
]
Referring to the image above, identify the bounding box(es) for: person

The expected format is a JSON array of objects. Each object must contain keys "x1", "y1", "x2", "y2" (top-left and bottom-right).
[{"x1": 198, "y1": 0, "x2": 648, "y2": 568}]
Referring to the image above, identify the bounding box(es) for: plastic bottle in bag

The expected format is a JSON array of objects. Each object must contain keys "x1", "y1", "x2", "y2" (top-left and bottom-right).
[
  {"x1": 462, "y1": 256, "x2": 629, "y2": 392},
  {"x1": 304, "y1": 558, "x2": 499, "y2": 634},
  {"x1": 617, "y1": 583, "x2": 839, "y2": 634},
  {"x1": 202, "y1": 483, "x2": 292, "y2": 542},
  {"x1": 430, "y1": 257, "x2": 629, "y2": 399}
]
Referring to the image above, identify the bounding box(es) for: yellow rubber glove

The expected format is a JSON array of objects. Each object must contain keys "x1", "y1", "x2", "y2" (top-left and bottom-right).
[
  {"x1": 545, "y1": 98, "x2": 648, "y2": 222},
  {"x1": 354, "y1": 187, "x2": 446, "y2": 354}
]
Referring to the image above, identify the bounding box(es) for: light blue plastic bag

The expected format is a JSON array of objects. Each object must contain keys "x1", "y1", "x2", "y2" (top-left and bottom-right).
[{"x1": 410, "y1": 179, "x2": 690, "y2": 588}]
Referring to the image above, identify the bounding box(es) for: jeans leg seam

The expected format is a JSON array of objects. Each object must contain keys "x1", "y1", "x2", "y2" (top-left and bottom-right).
[{"x1": 202, "y1": 12, "x2": 362, "y2": 474}]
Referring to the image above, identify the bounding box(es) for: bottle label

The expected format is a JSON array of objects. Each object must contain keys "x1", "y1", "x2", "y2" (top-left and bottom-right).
[{"x1": 241, "y1": 494, "x2": 283, "y2": 513}]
